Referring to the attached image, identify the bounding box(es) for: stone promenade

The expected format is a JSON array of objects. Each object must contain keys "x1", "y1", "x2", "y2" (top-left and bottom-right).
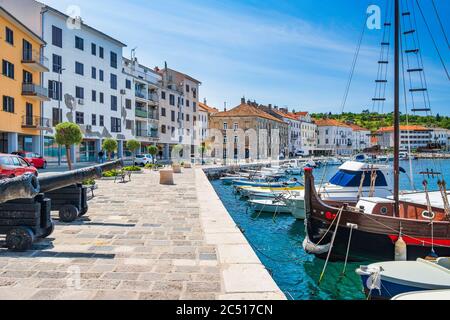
[{"x1": 0, "y1": 168, "x2": 285, "y2": 300}]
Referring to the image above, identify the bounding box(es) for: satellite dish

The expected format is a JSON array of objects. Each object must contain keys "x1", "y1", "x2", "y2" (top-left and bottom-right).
[{"x1": 65, "y1": 94, "x2": 77, "y2": 110}]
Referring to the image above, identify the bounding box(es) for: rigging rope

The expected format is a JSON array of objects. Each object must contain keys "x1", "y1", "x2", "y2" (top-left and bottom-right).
[{"x1": 431, "y1": 0, "x2": 450, "y2": 49}]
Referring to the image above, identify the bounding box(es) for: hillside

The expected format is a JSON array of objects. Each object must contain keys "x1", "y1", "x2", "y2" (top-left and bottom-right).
[{"x1": 311, "y1": 112, "x2": 450, "y2": 131}]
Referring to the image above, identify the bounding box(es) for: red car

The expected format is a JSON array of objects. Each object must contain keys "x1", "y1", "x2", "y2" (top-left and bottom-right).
[
  {"x1": 0, "y1": 153, "x2": 38, "y2": 179},
  {"x1": 12, "y1": 151, "x2": 47, "y2": 169}
]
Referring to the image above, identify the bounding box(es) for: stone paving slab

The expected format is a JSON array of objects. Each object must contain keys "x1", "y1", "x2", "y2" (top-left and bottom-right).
[{"x1": 0, "y1": 167, "x2": 285, "y2": 300}]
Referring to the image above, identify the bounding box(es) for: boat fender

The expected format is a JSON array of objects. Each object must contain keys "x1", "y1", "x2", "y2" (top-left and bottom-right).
[
  {"x1": 395, "y1": 236, "x2": 407, "y2": 261},
  {"x1": 302, "y1": 235, "x2": 331, "y2": 255}
]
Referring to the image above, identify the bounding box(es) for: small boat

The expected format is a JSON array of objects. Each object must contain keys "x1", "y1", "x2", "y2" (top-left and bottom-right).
[
  {"x1": 239, "y1": 185, "x2": 304, "y2": 198},
  {"x1": 232, "y1": 179, "x2": 300, "y2": 188},
  {"x1": 248, "y1": 199, "x2": 292, "y2": 214},
  {"x1": 324, "y1": 157, "x2": 342, "y2": 166},
  {"x1": 392, "y1": 289, "x2": 450, "y2": 300},
  {"x1": 356, "y1": 258, "x2": 450, "y2": 300}
]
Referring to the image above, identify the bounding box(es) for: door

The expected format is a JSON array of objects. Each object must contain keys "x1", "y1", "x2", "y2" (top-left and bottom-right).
[
  {"x1": 22, "y1": 39, "x2": 32, "y2": 61},
  {"x1": 25, "y1": 103, "x2": 33, "y2": 126},
  {"x1": 23, "y1": 70, "x2": 33, "y2": 84}
]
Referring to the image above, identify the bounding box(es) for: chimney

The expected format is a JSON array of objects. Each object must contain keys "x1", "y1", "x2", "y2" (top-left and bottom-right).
[
  {"x1": 241, "y1": 97, "x2": 246, "y2": 104},
  {"x1": 203, "y1": 98, "x2": 207, "y2": 105},
  {"x1": 274, "y1": 105, "x2": 278, "y2": 110},
  {"x1": 268, "y1": 104, "x2": 272, "y2": 110}
]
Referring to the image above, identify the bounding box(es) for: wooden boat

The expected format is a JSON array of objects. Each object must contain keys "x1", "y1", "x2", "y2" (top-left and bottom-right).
[
  {"x1": 303, "y1": 167, "x2": 450, "y2": 261},
  {"x1": 356, "y1": 258, "x2": 450, "y2": 300}
]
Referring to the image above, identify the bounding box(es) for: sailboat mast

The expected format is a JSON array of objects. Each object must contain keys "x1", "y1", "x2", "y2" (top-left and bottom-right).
[{"x1": 394, "y1": 0, "x2": 400, "y2": 217}]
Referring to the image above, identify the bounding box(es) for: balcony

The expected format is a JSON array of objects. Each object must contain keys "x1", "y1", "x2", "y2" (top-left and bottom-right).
[
  {"x1": 135, "y1": 108, "x2": 148, "y2": 119},
  {"x1": 135, "y1": 90, "x2": 147, "y2": 100},
  {"x1": 22, "y1": 49, "x2": 49, "y2": 72},
  {"x1": 22, "y1": 116, "x2": 51, "y2": 130},
  {"x1": 136, "y1": 129, "x2": 159, "y2": 140},
  {"x1": 22, "y1": 83, "x2": 50, "y2": 101},
  {"x1": 148, "y1": 93, "x2": 159, "y2": 104}
]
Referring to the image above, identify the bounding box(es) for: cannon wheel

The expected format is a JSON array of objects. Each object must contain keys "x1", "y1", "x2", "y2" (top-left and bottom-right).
[
  {"x1": 79, "y1": 205, "x2": 88, "y2": 217},
  {"x1": 6, "y1": 227, "x2": 35, "y2": 252},
  {"x1": 40, "y1": 222, "x2": 55, "y2": 239},
  {"x1": 59, "y1": 205, "x2": 79, "y2": 223}
]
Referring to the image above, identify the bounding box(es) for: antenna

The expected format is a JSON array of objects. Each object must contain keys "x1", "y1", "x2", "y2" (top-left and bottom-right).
[{"x1": 131, "y1": 47, "x2": 137, "y2": 60}]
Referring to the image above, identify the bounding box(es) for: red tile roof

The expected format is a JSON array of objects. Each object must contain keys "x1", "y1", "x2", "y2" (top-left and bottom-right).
[
  {"x1": 377, "y1": 125, "x2": 430, "y2": 133},
  {"x1": 211, "y1": 103, "x2": 285, "y2": 123},
  {"x1": 313, "y1": 118, "x2": 350, "y2": 128},
  {"x1": 347, "y1": 123, "x2": 370, "y2": 131},
  {"x1": 198, "y1": 102, "x2": 219, "y2": 114}
]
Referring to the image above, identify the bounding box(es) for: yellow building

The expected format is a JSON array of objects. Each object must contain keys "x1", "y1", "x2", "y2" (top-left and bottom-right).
[{"x1": 0, "y1": 6, "x2": 49, "y2": 154}]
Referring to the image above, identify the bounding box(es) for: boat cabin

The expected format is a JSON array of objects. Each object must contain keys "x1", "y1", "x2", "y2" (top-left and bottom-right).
[{"x1": 328, "y1": 161, "x2": 391, "y2": 188}]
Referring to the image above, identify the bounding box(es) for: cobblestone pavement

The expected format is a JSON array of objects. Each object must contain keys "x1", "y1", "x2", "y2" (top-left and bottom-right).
[{"x1": 0, "y1": 169, "x2": 222, "y2": 300}]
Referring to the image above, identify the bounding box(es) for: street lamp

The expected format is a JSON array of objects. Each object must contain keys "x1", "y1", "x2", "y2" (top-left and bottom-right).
[{"x1": 57, "y1": 67, "x2": 66, "y2": 167}]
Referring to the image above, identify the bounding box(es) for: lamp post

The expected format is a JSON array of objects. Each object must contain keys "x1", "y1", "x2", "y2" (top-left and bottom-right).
[{"x1": 57, "y1": 67, "x2": 66, "y2": 167}]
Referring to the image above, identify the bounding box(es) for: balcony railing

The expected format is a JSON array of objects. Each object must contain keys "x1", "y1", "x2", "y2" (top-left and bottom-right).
[
  {"x1": 22, "y1": 83, "x2": 50, "y2": 101},
  {"x1": 136, "y1": 129, "x2": 159, "y2": 139},
  {"x1": 135, "y1": 90, "x2": 147, "y2": 99},
  {"x1": 135, "y1": 108, "x2": 148, "y2": 118},
  {"x1": 22, "y1": 49, "x2": 49, "y2": 72},
  {"x1": 22, "y1": 116, "x2": 51, "y2": 129},
  {"x1": 148, "y1": 93, "x2": 159, "y2": 103}
]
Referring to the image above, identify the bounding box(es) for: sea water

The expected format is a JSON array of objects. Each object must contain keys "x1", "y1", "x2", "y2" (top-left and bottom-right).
[{"x1": 211, "y1": 159, "x2": 450, "y2": 300}]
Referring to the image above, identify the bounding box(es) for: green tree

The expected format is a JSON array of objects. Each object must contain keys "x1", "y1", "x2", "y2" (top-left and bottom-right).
[
  {"x1": 147, "y1": 145, "x2": 159, "y2": 164},
  {"x1": 54, "y1": 122, "x2": 83, "y2": 171},
  {"x1": 126, "y1": 139, "x2": 141, "y2": 164},
  {"x1": 102, "y1": 138, "x2": 118, "y2": 160}
]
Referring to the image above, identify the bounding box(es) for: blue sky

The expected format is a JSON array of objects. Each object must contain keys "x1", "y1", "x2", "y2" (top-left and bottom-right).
[{"x1": 41, "y1": 0, "x2": 449, "y2": 114}]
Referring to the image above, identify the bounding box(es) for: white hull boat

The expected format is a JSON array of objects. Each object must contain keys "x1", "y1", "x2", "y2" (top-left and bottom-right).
[{"x1": 392, "y1": 289, "x2": 450, "y2": 300}]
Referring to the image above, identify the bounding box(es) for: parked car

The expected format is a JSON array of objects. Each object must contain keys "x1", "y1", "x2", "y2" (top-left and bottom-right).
[
  {"x1": 12, "y1": 151, "x2": 47, "y2": 169},
  {"x1": 295, "y1": 150, "x2": 306, "y2": 157},
  {"x1": 0, "y1": 153, "x2": 38, "y2": 179},
  {"x1": 134, "y1": 154, "x2": 153, "y2": 166}
]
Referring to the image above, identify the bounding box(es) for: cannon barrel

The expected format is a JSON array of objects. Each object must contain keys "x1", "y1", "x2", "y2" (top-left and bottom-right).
[
  {"x1": 0, "y1": 174, "x2": 40, "y2": 204},
  {"x1": 38, "y1": 160, "x2": 123, "y2": 193}
]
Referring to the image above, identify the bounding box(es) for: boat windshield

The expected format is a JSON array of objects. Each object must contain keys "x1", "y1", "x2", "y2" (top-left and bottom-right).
[{"x1": 329, "y1": 170, "x2": 388, "y2": 187}]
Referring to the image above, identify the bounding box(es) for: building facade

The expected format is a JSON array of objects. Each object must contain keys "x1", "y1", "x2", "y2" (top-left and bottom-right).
[
  {"x1": 3, "y1": 0, "x2": 133, "y2": 163},
  {"x1": 198, "y1": 100, "x2": 218, "y2": 145},
  {"x1": 294, "y1": 112, "x2": 317, "y2": 155},
  {"x1": 0, "y1": 5, "x2": 49, "y2": 155},
  {"x1": 155, "y1": 66, "x2": 201, "y2": 159},
  {"x1": 348, "y1": 123, "x2": 371, "y2": 152},
  {"x1": 377, "y1": 125, "x2": 432, "y2": 151},
  {"x1": 315, "y1": 119, "x2": 353, "y2": 156},
  {"x1": 209, "y1": 99, "x2": 288, "y2": 160}
]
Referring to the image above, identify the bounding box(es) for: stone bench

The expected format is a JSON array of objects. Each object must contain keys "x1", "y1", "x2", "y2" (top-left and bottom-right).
[{"x1": 159, "y1": 169, "x2": 174, "y2": 185}]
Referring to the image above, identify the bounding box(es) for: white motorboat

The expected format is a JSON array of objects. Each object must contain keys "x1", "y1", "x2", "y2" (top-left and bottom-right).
[
  {"x1": 248, "y1": 199, "x2": 306, "y2": 218},
  {"x1": 356, "y1": 258, "x2": 450, "y2": 300},
  {"x1": 324, "y1": 157, "x2": 342, "y2": 166},
  {"x1": 392, "y1": 289, "x2": 450, "y2": 300}
]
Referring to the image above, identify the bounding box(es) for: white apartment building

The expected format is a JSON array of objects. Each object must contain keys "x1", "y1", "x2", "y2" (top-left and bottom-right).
[
  {"x1": 3, "y1": 0, "x2": 132, "y2": 163},
  {"x1": 155, "y1": 66, "x2": 201, "y2": 159},
  {"x1": 377, "y1": 125, "x2": 432, "y2": 151},
  {"x1": 269, "y1": 108, "x2": 301, "y2": 156},
  {"x1": 348, "y1": 123, "x2": 372, "y2": 151},
  {"x1": 315, "y1": 119, "x2": 353, "y2": 156},
  {"x1": 198, "y1": 100, "x2": 218, "y2": 144},
  {"x1": 122, "y1": 57, "x2": 161, "y2": 155},
  {"x1": 294, "y1": 112, "x2": 317, "y2": 156},
  {"x1": 430, "y1": 127, "x2": 448, "y2": 149}
]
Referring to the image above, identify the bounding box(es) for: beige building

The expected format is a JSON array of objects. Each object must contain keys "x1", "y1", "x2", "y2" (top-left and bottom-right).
[
  {"x1": 155, "y1": 66, "x2": 201, "y2": 159},
  {"x1": 209, "y1": 98, "x2": 288, "y2": 160},
  {"x1": 198, "y1": 100, "x2": 218, "y2": 144}
]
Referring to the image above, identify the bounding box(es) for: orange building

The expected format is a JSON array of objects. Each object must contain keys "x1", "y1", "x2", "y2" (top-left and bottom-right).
[{"x1": 0, "y1": 6, "x2": 49, "y2": 154}]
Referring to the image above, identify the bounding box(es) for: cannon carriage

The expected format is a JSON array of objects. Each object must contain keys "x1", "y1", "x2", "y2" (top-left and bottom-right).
[{"x1": 0, "y1": 160, "x2": 123, "y2": 251}]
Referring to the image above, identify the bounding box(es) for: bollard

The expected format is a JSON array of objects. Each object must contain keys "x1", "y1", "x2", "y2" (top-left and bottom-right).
[
  {"x1": 160, "y1": 169, "x2": 175, "y2": 185},
  {"x1": 172, "y1": 164, "x2": 182, "y2": 174}
]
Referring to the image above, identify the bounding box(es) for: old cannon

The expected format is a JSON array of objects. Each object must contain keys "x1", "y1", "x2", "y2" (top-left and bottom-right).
[{"x1": 0, "y1": 160, "x2": 123, "y2": 251}]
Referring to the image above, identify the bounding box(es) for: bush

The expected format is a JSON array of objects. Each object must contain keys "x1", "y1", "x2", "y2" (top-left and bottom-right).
[
  {"x1": 102, "y1": 170, "x2": 120, "y2": 177},
  {"x1": 82, "y1": 178, "x2": 96, "y2": 186},
  {"x1": 123, "y1": 166, "x2": 142, "y2": 172},
  {"x1": 144, "y1": 163, "x2": 163, "y2": 169}
]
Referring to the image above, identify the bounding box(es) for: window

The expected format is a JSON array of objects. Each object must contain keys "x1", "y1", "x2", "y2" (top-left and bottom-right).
[
  {"x1": 161, "y1": 108, "x2": 166, "y2": 117},
  {"x1": 223, "y1": 122, "x2": 228, "y2": 130},
  {"x1": 75, "y1": 111, "x2": 84, "y2": 124},
  {"x1": 171, "y1": 110, "x2": 175, "y2": 122},
  {"x1": 99, "y1": 46, "x2": 104, "y2": 58},
  {"x1": 52, "y1": 26, "x2": 62, "y2": 47},
  {"x1": 92, "y1": 90, "x2": 97, "y2": 102},
  {"x1": 186, "y1": 114, "x2": 190, "y2": 122},
  {"x1": 75, "y1": 86, "x2": 84, "y2": 99},
  {"x1": 91, "y1": 43, "x2": 96, "y2": 55},
  {"x1": 110, "y1": 52, "x2": 117, "y2": 68},
  {"x1": 111, "y1": 95, "x2": 117, "y2": 111},
  {"x1": 22, "y1": 39, "x2": 32, "y2": 61},
  {"x1": 75, "y1": 61, "x2": 84, "y2": 75},
  {"x1": 99, "y1": 115, "x2": 104, "y2": 126},
  {"x1": 2, "y1": 60, "x2": 14, "y2": 79},
  {"x1": 75, "y1": 36, "x2": 84, "y2": 50},
  {"x1": 99, "y1": 70, "x2": 104, "y2": 81},
  {"x1": 5, "y1": 27, "x2": 14, "y2": 45},
  {"x1": 111, "y1": 117, "x2": 121, "y2": 132},
  {"x1": 125, "y1": 79, "x2": 131, "y2": 89},
  {"x1": 110, "y1": 73, "x2": 117, "y2": 90},
  {"x1": 161, "y1": 91, "x2": 166, "y2": 100},
  {"x1": 23, "y1": 70, "x2": 33, "y2": 84},
  {"x1": 193, "y1": 88, "x2": 197, "y2": 98},
  {"x1": 91, "y1": 67, "x2": 96, "y2": 79},
  {"x1": 48, "y1": 80, "x2": 62, "y2": 100},
  {"x1": 193, "y1": 102, "x2": 196, "y2": 112},
  {"x1": 2, "y1": 96, "x2": 14, "y2": 113},
  {"x1": 92, "y1": 114, "x2": 97, "y2": 126},
  {"x1": 186, "y1": 100, "x2": 190, "y2": 107},
  {"x1": 186, "y1": 84, "x2": 190, "y2": 92},
  {"x1": 169, "y1": 94, "x2": 175, "y2": 106},
  {"x1": 161, "y1": 125, "x2": 166, "y2": 134},
  {"x1": 126, "y1": 120, "x2": 133, "y2": 130},
  {"x1": 52, "y1": 108, "x2": 62, "y2": 126},
  {"x1": 99, "y1": 92, "x2": 104, "y2": 104},
  {"x1": 234, "y1": 123, "x2": 238, "y2": 130},
  {"x1": 52, "y1": 54, "x2": 62, "y2": 73},
  {"x1": 125, "y1": 99, "x2": 131, "y2": 109}
]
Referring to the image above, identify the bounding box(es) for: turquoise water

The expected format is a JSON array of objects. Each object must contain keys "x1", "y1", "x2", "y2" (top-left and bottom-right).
[{"x1": 211, "y1": 159, "x2": 450, "y2": 300}]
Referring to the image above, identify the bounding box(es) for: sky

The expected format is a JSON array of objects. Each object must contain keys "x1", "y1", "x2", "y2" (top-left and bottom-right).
[{"x1": 39, "y1": 0, "x2": 449, "y2": 115}]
